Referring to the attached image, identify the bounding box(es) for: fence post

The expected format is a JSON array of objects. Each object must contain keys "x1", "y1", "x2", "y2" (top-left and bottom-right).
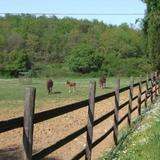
[
  {"x1": 113, "y1": 79, "x2": 120, "y2": 145},
  {"x1": 138, "y1": 77, "x2": 142, "y2": 116},
  {"x1": 157, "y1": 72, "x2": 160, "y2": 95},
  {"x1": 145, "y1": 75, "x2": 149, "y2": 108},
  {"x1": 154, "y1": 72, "x2": 158, "y2": 97},
  {"x1": 150, "y1": 73, "x2": 154, "y2": 103},
  {"x1": 23, "y1": 87, "x2": 36, "y2": 160},
  {"x1": 85, "y1": 81, "x2": 96, "y2": 160},
  {"x1": 128, "y1": 77, "x2": 133, "y2": 127}
]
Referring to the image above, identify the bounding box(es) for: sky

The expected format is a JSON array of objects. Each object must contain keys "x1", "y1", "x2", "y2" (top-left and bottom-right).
[{"x1": 0, "y1": 0, "x2": 146, "y2": 26}]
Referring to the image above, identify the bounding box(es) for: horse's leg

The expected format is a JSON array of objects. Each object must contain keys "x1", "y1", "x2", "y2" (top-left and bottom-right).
[{"x1": 49, "y1": 88, "x2": 51, "y2": 94}]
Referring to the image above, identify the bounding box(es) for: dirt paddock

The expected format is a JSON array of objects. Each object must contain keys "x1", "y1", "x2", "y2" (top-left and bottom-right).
[{"x1": 0, "y1": 86, "x2": 151, "y2": 160}]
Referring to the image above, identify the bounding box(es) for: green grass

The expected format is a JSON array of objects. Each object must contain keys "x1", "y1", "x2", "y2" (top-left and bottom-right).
[
  {"x1": 0, "y1": 77, "x2": 134, "y2": 109},
  {"x1": 100, "y1": 99, "x2": 160, "y2": 160},
  {"x1": 0, "y1": 77, "x2": 132, "y2": 100}
]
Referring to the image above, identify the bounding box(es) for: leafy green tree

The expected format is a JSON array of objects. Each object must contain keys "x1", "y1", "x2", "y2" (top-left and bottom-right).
[
  {"x1": 67, "y1": 44, "x2": 104, "y2": 73},
  {"x1": 142, "y1": 0, "x2": 160, "y2": 70},
  {"x1": 4, "y1": 50, "x2": 31, "y2": 77}
]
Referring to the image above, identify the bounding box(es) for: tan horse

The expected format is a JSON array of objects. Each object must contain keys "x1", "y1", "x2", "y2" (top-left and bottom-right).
[{"x1": 66, "y1": 80, "x2": 76, "y2": 93}]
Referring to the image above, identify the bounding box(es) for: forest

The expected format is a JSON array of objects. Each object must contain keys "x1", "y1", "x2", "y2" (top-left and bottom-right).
[{"x1": 0, "y1": 13, "x2": 153, "y2": 77}]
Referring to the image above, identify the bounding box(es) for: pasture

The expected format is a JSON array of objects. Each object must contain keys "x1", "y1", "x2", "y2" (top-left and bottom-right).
[
  {"x1": 0, "y1": 76, "x2": 147, "y2": 160},
  {"x1": 0, "y1": 77, "x2": 133, "y2": 110}
]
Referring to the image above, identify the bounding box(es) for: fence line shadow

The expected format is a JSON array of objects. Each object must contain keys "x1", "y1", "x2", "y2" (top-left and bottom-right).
[
  {"x1": 0, "y1": 146, "x2": 61, "y2": 160},
  {"x1": 0, "y1": 146, "x2": 22, "y2": 160}
]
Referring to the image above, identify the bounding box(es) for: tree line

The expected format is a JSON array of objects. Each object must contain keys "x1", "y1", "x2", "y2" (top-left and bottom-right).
[
  {"x1": 142, "y1": 0, "x2": 160, "y2": 72},
  {"x1": 0, "y1": 13, "x2": 153, "y2": 77}
]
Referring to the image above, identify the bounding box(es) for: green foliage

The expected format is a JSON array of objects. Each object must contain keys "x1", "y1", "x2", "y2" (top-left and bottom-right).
[
  {"x1": 142, "y1": 0, "x2": 160, "y2": 70},
  {"x1": 0, "y1": 50, "x2": 31, "y2": 77},
  {"x1": 99, "y1": 24, "x2": 145, "y2": 58},
  {"x1": 101, "y1": 54, "x2": 152, "y2": 77},
  {"x1": 0, "y1": 14, "x2": 151, "y2": 77},
  {"x1": 67, "y1": 44, "x2": 104, "y2": 73}
]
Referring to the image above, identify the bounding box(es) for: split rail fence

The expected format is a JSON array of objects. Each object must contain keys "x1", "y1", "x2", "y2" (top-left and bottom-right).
[{"x1": 0, "y1": 72, "x2": 159, "y2": 160}]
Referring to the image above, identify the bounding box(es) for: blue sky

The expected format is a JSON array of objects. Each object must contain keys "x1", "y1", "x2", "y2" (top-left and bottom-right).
[{"x1": 0, "y1": 0, "x2": 146, "y2": 26}]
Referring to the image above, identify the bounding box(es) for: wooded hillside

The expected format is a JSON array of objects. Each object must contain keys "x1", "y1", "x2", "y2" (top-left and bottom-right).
[{"x1": 0, "y1": 14, "x2": 151, "y2": 77}]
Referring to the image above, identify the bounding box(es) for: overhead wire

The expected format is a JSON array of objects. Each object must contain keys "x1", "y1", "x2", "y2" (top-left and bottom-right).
[{"x1": 0, "y1": 13, "x2": 145, "y2": 16}]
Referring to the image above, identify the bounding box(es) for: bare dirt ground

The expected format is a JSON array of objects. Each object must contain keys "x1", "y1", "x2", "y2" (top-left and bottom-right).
[{"x1": 0, "y1": 86, "x2": 152, "y2": 160}]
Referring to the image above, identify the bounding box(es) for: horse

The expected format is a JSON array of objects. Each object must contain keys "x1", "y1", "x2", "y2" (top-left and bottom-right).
[
  {"x1": 99, "y1": 76, "x2": 106, "y2": 89},
  {"x1": 46, "y1": 79, "x2": 53, "y2": 95},
  {"x1": 66, "y1": 80, "x2": 76, "y2": 93}
]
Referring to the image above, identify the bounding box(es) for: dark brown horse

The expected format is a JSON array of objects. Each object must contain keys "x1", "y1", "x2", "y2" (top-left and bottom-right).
[
  {"x1": 66, "y1": 80, "x2": 76, "y2": 93},
  {"x1": 46, "y1": 79, "x2": 53, "y2": 95},
  {"x1": 99, "y1": 76, "x2": 106, "y2": 89}
]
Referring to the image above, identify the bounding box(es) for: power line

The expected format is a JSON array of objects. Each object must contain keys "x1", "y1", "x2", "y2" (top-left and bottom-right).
[{"x1": 0, "y1": 13, "x2": 145, "y2": 16}]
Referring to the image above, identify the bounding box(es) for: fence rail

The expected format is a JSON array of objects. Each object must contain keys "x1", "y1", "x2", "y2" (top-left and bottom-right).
[{"x1": 0, "y1": 73, "x2": 159, "y2": 160}]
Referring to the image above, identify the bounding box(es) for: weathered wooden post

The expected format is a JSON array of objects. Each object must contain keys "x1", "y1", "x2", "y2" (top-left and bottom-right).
[
  {"x1": 138, "y1": 77, "x2": 142, "y2": 116},
  {"x1": 154, "y1": 71, "x2": 158, "y2": 97},
  {"x1": 150, "y1": 73, "x2": 154, "y2": 103},
  {"x1": 85, "y1": 81, "x2": 96, "y2": 160},
  {"x1": 113, "y1": 79, "x2": 120, "y2": 145},
  {"x1": 128, "y1": 77, "x2": 133, "y2": 127},
  {"x1": 23, "y1": 87, "x2": 36, "y2": 160},
  {"x1": 145, "y1": 75, "x2": 149, "y2": 108},
  {"x1": 157, "y1": 72, "x2": 160, "y2": 95}
]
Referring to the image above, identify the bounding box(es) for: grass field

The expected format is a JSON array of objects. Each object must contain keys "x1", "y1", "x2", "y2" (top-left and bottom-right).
[{"x1": 0, "y1": 76, "x2": 136, "y2": 109}]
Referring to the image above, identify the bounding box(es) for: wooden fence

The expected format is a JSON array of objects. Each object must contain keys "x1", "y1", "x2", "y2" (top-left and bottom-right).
[{"x1": 0, "y1": 72, "x2": 159, "y2": 160}]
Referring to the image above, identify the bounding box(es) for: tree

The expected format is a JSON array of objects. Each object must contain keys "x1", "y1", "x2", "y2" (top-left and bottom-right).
[
  {"x1": 142, "y1": 0, "x2": 160, "y2": 70},
  {"x1": 67, "y1": 44, "x2": 104, "y2": 73},
  {"x1": 3, "y1": 50, "x2": 31, "y2": 77}
]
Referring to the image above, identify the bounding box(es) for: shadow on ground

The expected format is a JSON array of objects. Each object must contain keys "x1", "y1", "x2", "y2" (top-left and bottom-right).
[
  {"x1": 0, "y1": 146, "x2": 22, "y2": 160},
  {"x1": 0, "y1": 146, "x2": 61, "y2": 160},
  {"x1": 54, "y1": 91, "x2": 62, "y2": 94}
]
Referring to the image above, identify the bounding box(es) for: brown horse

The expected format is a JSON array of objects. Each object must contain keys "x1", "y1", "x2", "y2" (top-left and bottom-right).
[
  {"x1": 66, "y1": 80, "x2": 76, "y2": 93},
  {"x1": 46, "y1": 79, "x2": 53, "y2": 95},
  {"x1": 99, "y1": 76, "x2": 106, "y2": 89}
]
